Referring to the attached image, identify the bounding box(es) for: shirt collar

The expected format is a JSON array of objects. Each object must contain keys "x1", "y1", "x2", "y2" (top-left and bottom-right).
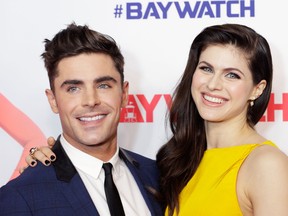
[{"x1": 60, "y1": 135, "x2": 121, "y2": 179}]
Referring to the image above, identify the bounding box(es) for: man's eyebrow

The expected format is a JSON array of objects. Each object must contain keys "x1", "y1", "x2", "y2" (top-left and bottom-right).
[
  {"x1": 60, "y1": 80, "x2": 83, "y2": 88},
  {"x1": 60, "y1": 76, "x2": 118, "y2": 88},
  {"x1": 95, "y1": 76, "x2": 117, "y2": 84}
]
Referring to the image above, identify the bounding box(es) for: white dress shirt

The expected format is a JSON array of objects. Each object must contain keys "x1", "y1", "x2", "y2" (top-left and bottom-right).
[{"x1": 60, "y1": 135, "x2": 151, "y2": 216}]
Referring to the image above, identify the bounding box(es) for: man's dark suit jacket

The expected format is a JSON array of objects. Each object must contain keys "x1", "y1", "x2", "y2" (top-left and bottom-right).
[{"x1": 0, "y1": 138, "x2": 164, "y2": 215}]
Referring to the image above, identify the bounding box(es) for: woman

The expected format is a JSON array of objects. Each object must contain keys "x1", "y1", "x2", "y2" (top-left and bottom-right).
[
  {"x1": 22, "y1": 24, "x2": 288, "y2": 215},
  {"x1": 157, "y1": 23, "x2": 288, "y2": 216}
]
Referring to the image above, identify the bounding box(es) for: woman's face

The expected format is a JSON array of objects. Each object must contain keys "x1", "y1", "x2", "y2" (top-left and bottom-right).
[{"x1": 191, "y1": 44, "x2": 266, "y2": 124}]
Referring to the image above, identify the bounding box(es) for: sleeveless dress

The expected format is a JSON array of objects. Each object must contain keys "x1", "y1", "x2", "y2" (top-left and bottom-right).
[{"x1": 167, "y1": 140, "x2": 277, "y2": 216}]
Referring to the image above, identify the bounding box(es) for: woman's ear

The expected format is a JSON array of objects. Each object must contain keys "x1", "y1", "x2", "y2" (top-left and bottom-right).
[{"x1": 250, "y1": 80, "x2": 267, "y2": 100}]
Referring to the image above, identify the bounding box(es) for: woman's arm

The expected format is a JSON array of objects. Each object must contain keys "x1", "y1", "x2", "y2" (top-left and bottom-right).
[{"x1": 0, "y1": 93, "x2": 48, "y2": 179}]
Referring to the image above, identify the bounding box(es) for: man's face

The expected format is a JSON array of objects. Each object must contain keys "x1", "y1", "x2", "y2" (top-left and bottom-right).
[{"x1": 46, "y1": 53, "x2": 128, "y2": 158}]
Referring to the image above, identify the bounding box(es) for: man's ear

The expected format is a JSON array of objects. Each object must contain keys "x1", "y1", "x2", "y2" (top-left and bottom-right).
[
  {"x1": 121, "y1": 81, "x2": 129, "y2": 108},
  {"x1": 45, "y1": 89, "x2": 59, "y2": 114}
]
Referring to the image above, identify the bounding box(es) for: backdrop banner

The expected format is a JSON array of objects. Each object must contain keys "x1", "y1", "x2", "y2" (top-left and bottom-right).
[{"x1": 1, "y1": 0, "x2": 287, "y2": 186}]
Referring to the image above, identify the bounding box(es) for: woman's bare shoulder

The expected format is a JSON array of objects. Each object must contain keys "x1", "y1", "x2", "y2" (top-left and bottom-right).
[{"x1": 238, "y1": 143, "x2": 288, "y2": 215}]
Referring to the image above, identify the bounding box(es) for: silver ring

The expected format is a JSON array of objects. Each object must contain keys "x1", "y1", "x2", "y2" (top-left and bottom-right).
[{"x1": 29, "y1": 147, "x2": 38, "y2": 156}]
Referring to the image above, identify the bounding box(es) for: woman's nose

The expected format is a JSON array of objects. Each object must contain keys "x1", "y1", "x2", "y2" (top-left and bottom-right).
[{"x1": 207, "y1": 74, "x2": 222, "y2": 91}]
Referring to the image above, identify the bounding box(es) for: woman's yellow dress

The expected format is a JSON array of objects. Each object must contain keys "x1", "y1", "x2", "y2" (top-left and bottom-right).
[{"x1": 167, "y1": 141, "x2": 277, "y2": 216}]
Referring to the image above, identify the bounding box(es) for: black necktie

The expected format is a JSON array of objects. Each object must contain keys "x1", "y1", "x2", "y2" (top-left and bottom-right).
[{"x1": 102, "y1": 163, "x2": 125, "y2": 216}]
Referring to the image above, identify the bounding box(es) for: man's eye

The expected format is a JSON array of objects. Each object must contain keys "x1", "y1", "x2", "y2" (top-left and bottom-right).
[
  {"x1": 67, "y1": 86, "x2": 79, "y2": 92},
  {"x1": 98, "y1": 83, "x2": 110, "y2": 89}
]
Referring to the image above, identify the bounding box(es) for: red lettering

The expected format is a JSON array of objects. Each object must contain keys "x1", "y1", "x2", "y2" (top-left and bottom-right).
[
  {"x1": 265, "y1": 93, "x2": 288, "y2": 121},
  {"x1": 121, "y1": 93, "x2": 288, "y2": 123},
  {"x1": 137, "y1": 94, "x2": 161, "y2": 122},
  {"x1": 163, "y1": 94, "x2": 172, "y2": 110},
  {"x1": 120, "y1": 95, "x2": 144, "y2": 122}
]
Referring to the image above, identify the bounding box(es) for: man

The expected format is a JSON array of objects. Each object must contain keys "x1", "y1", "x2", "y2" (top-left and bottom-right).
[{"x1": 0, "y1": 23, "x2": 163, "y2": 216}]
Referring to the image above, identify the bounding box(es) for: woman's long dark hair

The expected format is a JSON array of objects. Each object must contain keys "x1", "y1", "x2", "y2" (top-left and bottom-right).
[{"x1": 156, "y1": 23, "x2": 273, "y2": 216}]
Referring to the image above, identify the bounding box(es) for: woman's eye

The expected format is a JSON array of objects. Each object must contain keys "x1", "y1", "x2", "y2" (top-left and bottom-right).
[
  {"x1": 226, "y1": 72, "x2": 240, "y2": 79},
  {"x1": 200, "y1": 66, "x2": 213, "y2": 73}
]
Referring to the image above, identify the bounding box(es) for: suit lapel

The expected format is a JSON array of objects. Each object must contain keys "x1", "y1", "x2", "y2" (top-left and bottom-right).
[
  {"x1": 51, "y1": 137, "x2": 163, "y2": 215},
  {"x1": 119, "y1": 149, "x2": 162, "y2": 216},
  {"x1": 51, "y1": 137, "x2": 100, "y2": 216}
]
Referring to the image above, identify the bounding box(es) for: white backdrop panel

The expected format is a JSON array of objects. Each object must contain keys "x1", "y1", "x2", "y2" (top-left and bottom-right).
[{"x1": 1, "y1": 0, "x2": 287, "y2": 186}]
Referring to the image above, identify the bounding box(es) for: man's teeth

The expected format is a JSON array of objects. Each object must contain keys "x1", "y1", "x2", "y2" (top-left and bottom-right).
[
  {"x1": 204, "y1": 95, "x2": 224, "y2": 104},
  {"x1": 79, "y1": 115, "x2": 105, "y2": 121}
]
